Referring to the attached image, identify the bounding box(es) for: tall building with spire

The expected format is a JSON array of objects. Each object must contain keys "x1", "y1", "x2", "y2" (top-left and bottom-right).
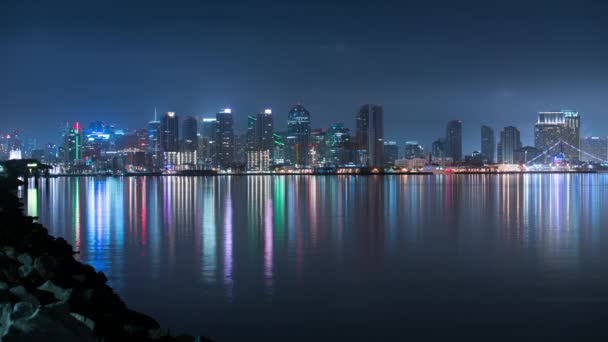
[{"x1": 148, "y1": 109, "x2": 161, "y2": 169}]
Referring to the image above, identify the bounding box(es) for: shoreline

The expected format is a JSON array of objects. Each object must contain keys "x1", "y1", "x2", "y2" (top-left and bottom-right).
[
  {"x1": 38, "y1": 170, "x2": 601, "y2": 177},
  {"x1": 0, "y1": 178, "x2": 209, "y2": 341}
]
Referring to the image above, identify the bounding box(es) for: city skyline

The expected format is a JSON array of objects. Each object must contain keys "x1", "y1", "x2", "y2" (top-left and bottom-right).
[{"x1": 3, "y1": 1, "x2": 608, "y2": 152}]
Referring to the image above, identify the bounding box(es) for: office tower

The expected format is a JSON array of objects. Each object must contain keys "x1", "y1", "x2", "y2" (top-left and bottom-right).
[
  {"x1": 497, "y1": 126, "x2": 522, "y2": 164},
  {"x1": 216, "y1": 108, "x2": 234, "y2": 169},
  {"x1": 247, "y1": 109, "x2": 274, "y2": 171},
  {"x1": 383, "y1": 141, "x2": 399, "y2": 166},
  {"x1": 182, "y1": 115, "x2": 198, "y2": 152},
  {"x1": 324, "y1": 123, "x2": 350, "y2": 165},
  {"x1": 431, "y1": 139, "x2": 444, "y2": 158},
  {"x1": 404, "y1": 141, "x2": 425, "y2": 159},
  {"x1": 534, "y1": 111, "x2": 580, "y2": 161},
  {"x1": 200, "y1": 118, "x2": 217, "y2": 166},
  {"x1": 161, "y1": 112, "x2": 179, "y2": 152},
  {"x1": 368, "y1": 105, "x2": 384, "y2": 167},
  {"x1": 481, "y1": 125, "x2": 495, "y2": 163},
  {"x1": 355, "y1": 104, "x2": 384, "y2": 167},
  {"x1": 445, "y1": 120, "x2": 462, "y2": 162},
  {"x1": 580, "y1": 136, "x2": 608, "y2": 162},
  {"x1": 63, "y1": 123, "x2": 82, "y2": 163},
  {"x1": 148, "y1": 119, "x2": 161, "y2": 169},
  {"x1": 286, "y1": 103, "x2": 311, "y2": 166}
]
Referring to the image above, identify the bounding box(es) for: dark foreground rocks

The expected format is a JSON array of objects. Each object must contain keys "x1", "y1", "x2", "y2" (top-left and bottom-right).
[{"x1": 0, "y1": 179, "x2": 211, "y2": 341}]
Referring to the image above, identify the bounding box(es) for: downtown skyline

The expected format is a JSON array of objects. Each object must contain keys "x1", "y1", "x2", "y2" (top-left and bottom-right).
[{"x1": 3, "y1": 0, "x2": 608, "y2": 151}]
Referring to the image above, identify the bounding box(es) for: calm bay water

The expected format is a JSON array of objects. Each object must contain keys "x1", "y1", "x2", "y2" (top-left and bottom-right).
[{"x1": 21, "y1": 174, "x2": 608, "y2": 340}]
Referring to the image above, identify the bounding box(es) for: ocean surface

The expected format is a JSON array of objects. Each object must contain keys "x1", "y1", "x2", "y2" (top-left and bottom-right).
[{"x1": 22, "y1": 174, "x2": 608, "y2": 341}]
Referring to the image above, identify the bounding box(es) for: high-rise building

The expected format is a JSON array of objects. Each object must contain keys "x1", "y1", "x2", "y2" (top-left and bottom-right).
[
  {"x1": 367, "y1": 105, "x2": 384, "y2": 167},
  {"x1": 404, "y1": 141, "x2": 425, "y2": 159},
  {"x1": 534, "y1": 111, "x2": 580, "y2": 161},
  {"x1": 161, "y1": 112, "x2": 179, "y2": 152},
  {"x1": 481, "y1": 125, "x2": 495, "y2": 163},
  {"x1": 182, "y1": 115, "x2": 198, "y2": 152},
  {"x1": 580, "y1": 136, "x2": 608, "y2": 162},
  {"x1": 383, "y1": 141, "x2": 399, "y2": 166},
  {"x1": 445, "y1": 120, "x2": 462, "y2": 162},
  {"x1": 63, "y1": 123, "x2": 82, "y2": 163},
  {"x1": 246, "y1": 109, "x2": 274, "y2": 171},
  {"x1": 356, "y1": 104, "x2": 384, "y2": 167},
  {"x1": 497, "y1": 126, "x2": 522, "y2": 164},
  {"x1": 431, "y1": 139, "x2": 444, "y2": 158},
  {"x1": 324, "y1": 123, "x2": 351, "y2": 166},
  {"x1": 148, "y1": 119, "x2": 161, "y2": 169},
  {"x1": 287, "y1": 103, "x2": 311, "y2": 166},
  {"x1": 216, "y1": 108, "x2": 234, "y2": 169},
  {"x1": 199, "y1": 118, "x2": 217, "y2": 166}
]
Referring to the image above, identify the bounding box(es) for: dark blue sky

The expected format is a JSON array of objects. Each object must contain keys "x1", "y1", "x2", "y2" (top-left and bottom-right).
[{"x1": 2, "y1": 0, "x2": 608, "y2": 152}]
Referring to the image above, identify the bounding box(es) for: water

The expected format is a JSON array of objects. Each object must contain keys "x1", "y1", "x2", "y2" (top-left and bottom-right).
[{"x1": 22, "y1": 174, "x2": 608, "y2": 340}]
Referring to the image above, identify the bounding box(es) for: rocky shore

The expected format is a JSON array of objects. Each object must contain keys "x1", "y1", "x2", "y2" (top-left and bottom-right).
[{"x1": 0, "y1": 178, "x2": 209, "y2": 341}]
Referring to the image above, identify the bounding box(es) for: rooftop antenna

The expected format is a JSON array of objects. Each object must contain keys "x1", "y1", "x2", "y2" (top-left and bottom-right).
[{"x1": 154, "y1": 107, "x2": 157, "y2": 121}]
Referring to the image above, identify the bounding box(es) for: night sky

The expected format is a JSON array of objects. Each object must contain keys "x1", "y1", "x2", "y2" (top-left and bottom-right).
[{"x1": 2, "y1": 0, "x2": 608, "y2": 152}]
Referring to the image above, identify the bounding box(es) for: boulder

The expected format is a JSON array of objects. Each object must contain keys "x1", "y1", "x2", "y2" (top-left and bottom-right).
[
  {"x1": 33, "y1": 255, "x2": 57, "y2": 279},
  {"x1": 8, "y1": 286, "x2": 40, "y2": 306},
  {"x1": 16, "y1": 254, "x2": 33, "y2": 267},
  {"x1": 3, "y1": 247, "x2": 16, "y2": 260},
  {"x1": 17, "y1": 265, "x2": 34, "y2": 279},
  {"x1": 10, "y1": 302, "x2": 35, "y2": 321},
  {"x1": 37, "y1": 280, "x2": 72, "y2": 302},
  {"x1": 2, "y1": 302, "x2": 96, "y2": 342}
]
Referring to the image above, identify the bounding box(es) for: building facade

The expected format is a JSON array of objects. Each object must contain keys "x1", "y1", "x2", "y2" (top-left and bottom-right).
[
  {"x1": 445, "y1": 120, "x2": 462, "y2": 162},
  {"x1": 481, "y1": 125, "x2": 495, "y2": 163}
]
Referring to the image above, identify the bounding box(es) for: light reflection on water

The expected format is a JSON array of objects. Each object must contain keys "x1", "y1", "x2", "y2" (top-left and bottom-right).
[{"x1": 29, "y1": 174, "x2": 608, "y2": 341}]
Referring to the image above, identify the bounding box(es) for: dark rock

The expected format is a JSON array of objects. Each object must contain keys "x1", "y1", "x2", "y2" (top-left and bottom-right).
[
  {"x1": 37, "y1": 280, "x2": 72, "y2": 302},
  {"x1": 17, "y1": 265, "x2": 33, "y2": 279},
  {"x1": 0, "y1": 282, "x2": 7, "y2": 290},
  {"x1": 16, "y1": 253, "x2": 33, "y2": 267},
  {"x1": 72, "y1": 274, "x2": 87, "y2": 283},
  {"x1": 0, "y1": 303, "x2": 10, "y2": 334},
  {"x1": 33, "y1": 255, "x2": 57, "y2": 279},
  {"x1": 3, "y1": 247, "x2": 16, "y2": 260},
  {"x1": 9, "y1": 286, "x2": 40, "y2": 306},
  {"x1": 69, "y1": 312, "x2": 95, "y2": 330},
  {"x1": 2, "y1": 302, "x2": 96, "y2": 342},
  {"x1": 148, "y1": 327, "x2": 170, "y2": 339},
  {"x1": 10, "y1": 302, "x2": 35, "y2": 320}
]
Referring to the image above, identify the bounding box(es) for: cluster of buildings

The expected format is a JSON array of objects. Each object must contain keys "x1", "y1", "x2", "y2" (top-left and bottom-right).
[{"x1": 2, "y1": 107, "x2": 607, "y2": 174}]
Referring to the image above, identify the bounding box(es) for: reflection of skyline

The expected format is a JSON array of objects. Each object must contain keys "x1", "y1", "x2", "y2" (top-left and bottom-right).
[{"x1": 28, "y1": 175, "x2": 608, "y2": 301}]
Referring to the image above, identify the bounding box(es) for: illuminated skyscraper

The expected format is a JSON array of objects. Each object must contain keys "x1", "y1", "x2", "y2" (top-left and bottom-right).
[
  {"x1": 383, "y1": 141, "x2": 399, "y2": 166},
  {"x1": 216, "y1": 108, "x2": 234, "y2": 169},
  {"x1": 246, "y1": 109, "x2": 274, "y2": 171},
  {"x1": 148, "y1": 118, "x2": 161, "y2": 169},
  {"x1": 497, "y1": 126, "x2": 522, "y2": 164},
  {"x1": 161, "y1": 112, "x2": 179, "y2": 152},
  {"x1": 445, "y1": 120, "x2": 462, "y2": 162},
  {"x1": 286, "y1": 103, "x2": 311, "y2": 166},
  {"x1": 324, "y1": 123, "x2": 351, "y2": 165},
  {"x1": 62, "y1": 123, "x2": 82, "y2": 163},
  {"x1": 404, "y1": 141, "x2": 425, "y2": 159},
  {"x1": 200, "y1": 118, "x2": 217, "y2": 166},
  {"x1": 431, "y1": 139, "x2": 444, "y2": 158},
  {"x1": 481, "y1": 125, "x2": 495, "y2": 163},
  {"x1": 182, "y1": 115, "x2": 198, "y2": 152},
  {"x1": 534, "y1": 111, "x2": 580, "y2": 161}
]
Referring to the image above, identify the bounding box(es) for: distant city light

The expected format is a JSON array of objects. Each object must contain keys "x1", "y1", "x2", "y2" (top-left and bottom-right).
[
  {"x1": 167, "y1": 112, "x2": 176, "y2": 117},
  {"x1": 264, "y1": 109, "x2": 272, "y2": 114},
  {"x1": 223, "y1": 108, "x2": 232, "y2": 114}
]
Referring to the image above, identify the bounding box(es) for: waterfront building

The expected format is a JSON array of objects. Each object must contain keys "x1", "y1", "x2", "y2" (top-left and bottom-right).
[
  {"x1": 497, "y1": 126, "x2": 522, "y2": 164},
  {"x1": 404, "y1": 141, "x2": 425, "y2": 159},
  {"x1": 182, "y1": 115, "x2": 198, "y2": 152},
  {"x1": 534, "y1": 111, "x2": 580, "y2": 161},
  {"x1": 580, "y1": 136, "x2": 608, "y2": 162},
  {"x1": 481, "y1": 125, "x2": 495, "y2": 163},
  {"x1": 287, "y1": 103, "x2": 311, "y2": 166},
  {"x1": 514, "y1": 146, "x2": 541, "y2": 164},
  {"x1": 383, "y1": 141, "x2": 399, "y2": 166},
  {"x1": 161, "y1": 112, "x2": 179, "y2": 153},
  {"x1": 431, "y1": 139, "x2": 445, "y2": 158},
  {"x1": 216, "y1": 108, "x2": 235, "y2": 169},
  {"x1": 356, "y1": 104, "x2": 384, "y2": 167},
  {"x1": 445, "y1": 120, "x2": 462, "y2": 162}
]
